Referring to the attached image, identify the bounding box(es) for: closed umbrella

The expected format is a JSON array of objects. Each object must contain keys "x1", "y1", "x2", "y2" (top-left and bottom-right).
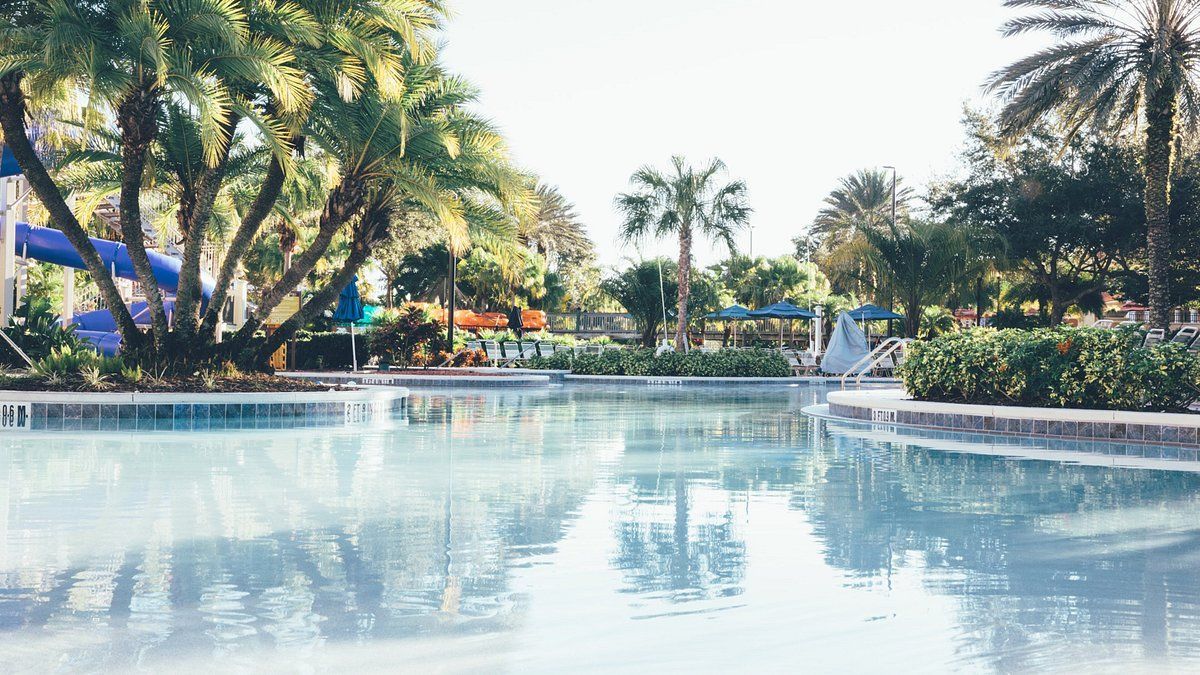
[
  {"x1": 748, "y1": 302, "x2": 816, "y2": 347},
  {"x1": 333, "y1": 275, "x2": 365, "y2": 371}
]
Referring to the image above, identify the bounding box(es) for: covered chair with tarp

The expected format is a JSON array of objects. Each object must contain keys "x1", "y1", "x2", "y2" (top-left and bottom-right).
[
  {"x1": 747, "y1": 301, "x2": 816, "y2": 347},
  {"x1": 333, "y1": 275, "x2": 365, "y2": 371},
  {"x1": 705, "y1": 304, "x2": 751, "y2": 346},
  {"x1": 820, "y1": 312, "x2": 870, "y2": 374}
]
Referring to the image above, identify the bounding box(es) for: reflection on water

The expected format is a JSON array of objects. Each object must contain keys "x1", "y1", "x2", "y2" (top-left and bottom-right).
[{"x1": 1, "y1": 385, "x2": 1200, "y2": 671}]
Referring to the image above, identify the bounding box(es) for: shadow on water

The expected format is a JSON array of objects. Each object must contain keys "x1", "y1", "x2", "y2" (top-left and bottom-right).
[{"x1": 0, "y1": 384, "x2": 1198, "y2": 670}]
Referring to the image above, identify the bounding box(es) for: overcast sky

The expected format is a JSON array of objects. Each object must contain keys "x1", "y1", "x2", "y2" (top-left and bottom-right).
[{"x1": 440, "y1": 0, "x2": 1047, "y2": 269}]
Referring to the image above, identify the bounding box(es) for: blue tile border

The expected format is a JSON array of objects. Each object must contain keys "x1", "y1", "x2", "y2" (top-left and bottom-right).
[
  {"x1": 9, "y1": 390, "x2": 409, "y2": 432},
  {"x1": 828, "y1": 401, "x2": 1200, "y2": 451}
]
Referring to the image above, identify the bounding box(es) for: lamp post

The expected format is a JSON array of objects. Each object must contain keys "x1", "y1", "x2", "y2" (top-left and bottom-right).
[{"x1": 882, "y1": 165, "x2": 897, "y2": 228}]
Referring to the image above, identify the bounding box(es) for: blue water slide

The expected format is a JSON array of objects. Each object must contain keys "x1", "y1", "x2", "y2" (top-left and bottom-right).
[
  {"x1": 14, "y1": 222, "x2": 215, "y2": 354},
  {"x1": 15, "y1": 222, "x2": 215, "y2": 298}
]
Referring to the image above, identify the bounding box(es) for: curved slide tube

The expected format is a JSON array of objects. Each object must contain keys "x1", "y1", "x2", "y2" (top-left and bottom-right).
[{"x1": 14, "y1": 222, "x2": 214, "y2": 354}]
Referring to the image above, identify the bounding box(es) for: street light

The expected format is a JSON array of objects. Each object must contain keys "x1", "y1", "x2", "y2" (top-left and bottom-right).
[{"x1": 882, "y1": 165, "x2": 897, "y2": 228}]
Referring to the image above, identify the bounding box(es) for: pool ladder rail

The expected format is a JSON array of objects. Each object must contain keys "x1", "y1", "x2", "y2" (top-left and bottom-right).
[{"x1": 840, "y1": 337, "x2": 911, "y2": 389}]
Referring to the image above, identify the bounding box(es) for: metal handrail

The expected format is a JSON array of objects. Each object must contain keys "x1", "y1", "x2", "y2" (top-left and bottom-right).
[{"x1": 840, "y1": 337, "x2": 910, "y2": 389}]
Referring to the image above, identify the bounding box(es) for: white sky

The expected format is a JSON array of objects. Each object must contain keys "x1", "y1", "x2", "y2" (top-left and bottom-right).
[{"x1": 440, "y1": 0, "x2": 1048, "y2": 268}]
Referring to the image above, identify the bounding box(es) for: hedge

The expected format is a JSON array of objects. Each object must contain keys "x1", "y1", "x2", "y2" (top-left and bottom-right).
[
  {"x1": 291, "y1": 331, "x2": 368, "y2": 370},
  {"x1": 529, "y1": 348, "x2": 791, "y2": 377},
  {"x1": 900, "y1": 327, "x2": 1200, "y2": 412}
]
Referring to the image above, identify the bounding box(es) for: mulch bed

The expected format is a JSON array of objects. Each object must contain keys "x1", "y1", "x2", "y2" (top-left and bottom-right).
[{"x1": 0, "y1": 373, "x2": 352, "y2": 394}]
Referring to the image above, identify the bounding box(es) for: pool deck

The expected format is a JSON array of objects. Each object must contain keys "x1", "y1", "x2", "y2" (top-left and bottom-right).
[{"x1": 284, "y1": 369, "x2": 902, "y2": 388}]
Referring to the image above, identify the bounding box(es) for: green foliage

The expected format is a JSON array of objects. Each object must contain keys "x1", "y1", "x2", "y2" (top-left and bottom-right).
[
  {"x1": 529, "y1": 348, "x2": 790, "y2": 378},
  {"x1": 900, "y1": 328, "x2": 1200, "y2": 412},
  {"x1": 31, "y1": 346, "x2": 125, "y2": 380},
  {"x1": 367, "y1": 306, "x2": 444, "y2": 368},
  {"x1": 990, "y1": 306, "x2": 1047, "y2": 330},
  {"x1": 292, "y1": 332, "x2": 369, "y2": 370},
  {"x1": 1, "y1": 298, "x2": 87, "y2": 365},
  {"x1": 919, "y1": 306, "x2": 957, "y2": 339}
]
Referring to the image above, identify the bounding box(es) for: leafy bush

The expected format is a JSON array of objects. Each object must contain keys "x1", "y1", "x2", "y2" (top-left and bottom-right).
[
  {"x1": 529, "y1": 348, "x2": 790, "y2": 377},
  {"x1": 368, "y1": 306, "x2": 444, "y2": 368},
  {"x1": 900, "y1": 327, "x2": 1200, "y2": 412},
  {"x1": 292, "y1": 331, "x2": 368, "y2": 370},
  {"x1": 1, "y1": 299, "x2": 87, "y2": 365},
  {"x1": 31, "y1": 345, "x2": 126, "y2": 388}
]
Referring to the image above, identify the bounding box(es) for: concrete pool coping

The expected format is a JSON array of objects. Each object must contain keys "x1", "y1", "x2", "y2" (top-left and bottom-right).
[
  {"x1": 284, "y1": 370, "x2": 901, "y2": 388},
  {"x1": 0, "y1": 386, "x2": 409, "y2": 431},
  {"x1": 826, "y1": 388, "x2": 1200, "y2": 447}
]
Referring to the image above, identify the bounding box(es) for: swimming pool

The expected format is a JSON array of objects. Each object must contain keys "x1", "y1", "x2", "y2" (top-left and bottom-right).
[{"x1": 2, "y1": 385, "x2": 1200, "y2": 672}]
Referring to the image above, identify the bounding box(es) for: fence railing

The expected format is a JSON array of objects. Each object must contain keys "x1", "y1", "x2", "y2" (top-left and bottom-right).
[{"x1": 547, "y1": 312, "x2": 639, "y2": 336}]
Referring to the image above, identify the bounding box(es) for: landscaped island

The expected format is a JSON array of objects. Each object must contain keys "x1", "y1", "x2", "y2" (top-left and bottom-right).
[
  {"x1": 530, "y1": 347, "x2": 791, "y2": 377},
  {"x1": 900, "y1": 326, "x2": 1199, "y2": 413}
]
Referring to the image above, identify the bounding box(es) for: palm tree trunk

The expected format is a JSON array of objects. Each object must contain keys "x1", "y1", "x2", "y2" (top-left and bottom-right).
[
  {"x1": 1144, "y1": 82, "x2": 1177, "y2": 331},
  {"x1": 115, "y1": 87, "x2": 171, "y2": 350},
  {"x1": 675, "y1": 226, "x2": 692, "y2": 351},
  {"x1": 173, "y1": 116, "x2": 238, "y2": 344},
  {"x1": 229, "y1": 177, "x2": 366, "y2": 347},
  {"x1": 256, "y1": 205, "x2": 388, "y2": 361},
  {"x1": 198, "y1": 153, "x2": 288, "y2": 339},
  {"x1": 0, "y1": 73, "x2": 143, "y2": 346}
]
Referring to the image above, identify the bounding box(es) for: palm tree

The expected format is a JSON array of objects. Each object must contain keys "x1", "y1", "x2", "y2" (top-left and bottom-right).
[
  {"x1": 987, "y1": 0, "x2": 1200, "y2": 329},
  {"x1": 858, "y1": 220, "x2": 969, "y2": 337},
  {"x1": 615, "y1": 157, "x2": 751, "y2": 350},
  {"x1": 807, "y1": 168, "x2": 912, "y2": 302},
  {"x1": 812, "y1": 168, "x2": 912, "y2": 244}
]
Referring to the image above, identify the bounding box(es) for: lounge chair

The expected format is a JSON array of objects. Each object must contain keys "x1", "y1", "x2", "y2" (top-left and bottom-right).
[
  {"x1": 536, "y1": 342, "x2": 556, "y2": 358},
  {"x1": 555, "y1": 344, "x2": 573, "y2": 354},
  {"x1": 1172, "y1": 326, "x2": 1199, "y2": 345},
  {"x1": 1143, "y1": 329, "x2": 1166, "y2": 347},
  {"x1": 500, "y1": 341, "x2": 524, "y2": 364},
  {"x1": 482, "y1": 340, "x2": 503, "y2": 366}
]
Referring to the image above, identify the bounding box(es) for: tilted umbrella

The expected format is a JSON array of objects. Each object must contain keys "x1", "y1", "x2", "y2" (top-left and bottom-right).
[
  {"x1": 748, "y1": 302, "x2": 817, "y2": 347},
  {"x1": 332, "y1": 275, "x2": 365, "y2": 371},
  {"x1": 705, "y1": 304, "x2": 752, "y2": 346}
]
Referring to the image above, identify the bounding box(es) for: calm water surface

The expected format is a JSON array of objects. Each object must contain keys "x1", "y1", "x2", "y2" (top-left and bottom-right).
[{"x1": 2, "y1": 385, "x2": 1200, "y2": 673}]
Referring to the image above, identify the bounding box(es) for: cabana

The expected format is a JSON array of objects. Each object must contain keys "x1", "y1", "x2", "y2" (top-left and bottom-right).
[{"x1": 748, "y1": 301, "x2": 816, "y2": 348}]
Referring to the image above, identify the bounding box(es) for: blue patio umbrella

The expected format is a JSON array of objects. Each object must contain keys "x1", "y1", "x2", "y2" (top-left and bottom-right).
[
  {"x1": 705, "y1": 304, "x2": 752, "y2": 320},
  {"x1": 705, "y1": 304, "x2": 752, "y2": 345},
  {"x1": 333, "y1": 275, "x2": 365, "y2": 371},
  {"x1": 846, "y1": 303, "x2": 904, "y2": 342},
  {"x1": 748, "y1": 301, "x2": 817, "y2": 346},
  {"x1": 846, "y1": 303, "x2": 904, "y2": 321}
]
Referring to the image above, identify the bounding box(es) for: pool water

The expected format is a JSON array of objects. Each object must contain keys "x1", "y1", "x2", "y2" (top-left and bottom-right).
[{"x1": 3, "y1": 385, "x2": 1200, "y2": 672}]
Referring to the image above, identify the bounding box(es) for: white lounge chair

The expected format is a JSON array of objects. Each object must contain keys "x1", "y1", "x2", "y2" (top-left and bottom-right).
[
  {"x1": 536, "y1": 342, "x2": 556, "y2": 358},
  {"x1": 1143, "y1": 329, "x2": 1166, "y2": 347},
  {"x1": 482, "y1": 340, "x2": 503, "y2": 366},
  {"x1": 1172, "y1": 326, "x2": 1199, "y2": 344}
]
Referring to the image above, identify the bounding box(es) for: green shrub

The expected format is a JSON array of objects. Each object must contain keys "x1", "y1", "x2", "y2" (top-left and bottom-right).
[
  {"x1": 530, "y1": 348, "x2": 790, "y2": 377},
  {"x1": 368, "y1": 306, "x2": 445, "y2": 367},
  {"x1": 1, "y1": 299, "x2": 87, "y2": 366},
  {"x1": 900, "y1": 327, "x2": 1200, "y2": 412},
  {"x1": 292, "y1": 332, "x2": 368, "y2": 370}
]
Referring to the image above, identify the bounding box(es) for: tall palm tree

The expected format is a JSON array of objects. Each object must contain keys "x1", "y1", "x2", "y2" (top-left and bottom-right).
[
  {"x1": 615, "y1": 157, "x2": 751, "y2": 350},
  {"x1": 987, "y1": 0, "x2": 1200, "y2": 329},
  {"x1": 812, "y1": 168, "x2": 912, "y2": 244},
  {"x1": 808, "y1": 168, "x2": 912, "y2": 302}
]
